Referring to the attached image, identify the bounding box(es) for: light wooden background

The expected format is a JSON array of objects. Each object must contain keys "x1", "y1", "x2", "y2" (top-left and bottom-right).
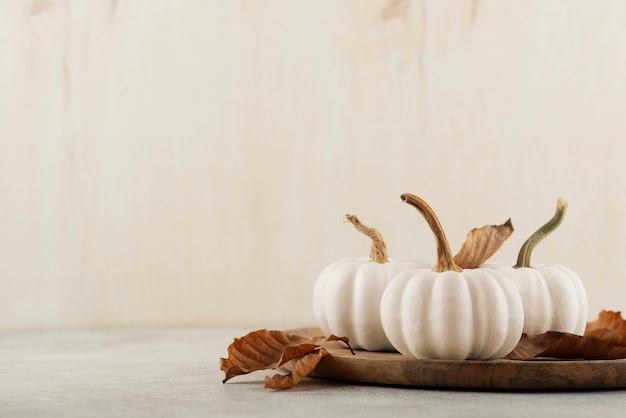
[{"x1": 1, "y1": 0, "x2": 625, "y2": 329}]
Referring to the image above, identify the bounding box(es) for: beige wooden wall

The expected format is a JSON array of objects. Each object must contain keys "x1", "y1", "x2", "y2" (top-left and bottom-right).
[{"x1": 1, "y1": 0, "x2": 625, "y2": 329}]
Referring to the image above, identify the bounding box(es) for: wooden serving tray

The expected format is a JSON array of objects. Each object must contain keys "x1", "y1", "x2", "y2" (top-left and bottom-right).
[{"x1": 292, "y1": 327, "x2": 626, "y2": 391}]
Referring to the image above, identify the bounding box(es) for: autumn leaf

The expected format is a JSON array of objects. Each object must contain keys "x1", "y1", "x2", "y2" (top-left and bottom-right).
[
  {"x1": 585, "y1": 310, "x2": 626, "y2": 346},
  {"x1": 508, "y1": 310, "x2": 626, "y2": 360},
  {"x1": 507, "y1": 332, "x2": 626, "y2": 360},
  {"x1": 263, "y1": 349, "x2": 330, "y2": 389},
  {"x1": 220, "y1": 329, "x2": 352, "y2": 389},
  {"x1": 453, "y1": 218, "x2": 514, "y2": 269}
]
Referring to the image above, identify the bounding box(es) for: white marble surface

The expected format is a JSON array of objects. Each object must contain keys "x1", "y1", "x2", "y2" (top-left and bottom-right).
[{"x1": 2, "y1": 328, "x2": 626, "y2": 418}]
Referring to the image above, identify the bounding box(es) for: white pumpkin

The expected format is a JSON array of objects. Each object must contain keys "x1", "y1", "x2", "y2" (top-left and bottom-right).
[
  {"x1": 483, "y1": 198, "x2": 588, "y2": 335},
  {"x1": 313, "y1": 214, "x2": 430, "y2": 351},
  {"x1": 380, "y1": 194, "x2": 524, "y2": 360}
]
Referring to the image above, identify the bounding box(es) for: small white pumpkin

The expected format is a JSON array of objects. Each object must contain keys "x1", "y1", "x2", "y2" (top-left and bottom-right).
[
  {"x1": 380, "y1": 193, "x2": 524, "y2": 360},
  {"x1": 313, "y1": 214, "x2": 430, "y2": 351},
  {"x1": 483, "y1": 198, "x2": 588, "y2": 335}
]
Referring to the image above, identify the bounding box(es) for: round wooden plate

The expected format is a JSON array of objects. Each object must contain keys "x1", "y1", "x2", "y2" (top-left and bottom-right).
[{"x1": 291, "y1": 327, "x2": 626, "y2": 390}]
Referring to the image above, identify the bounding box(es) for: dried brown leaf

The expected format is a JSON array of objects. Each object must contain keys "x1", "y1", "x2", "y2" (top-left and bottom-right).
[
  {"x1": 264, "y1": 348, "x2": 329, "y2": 389},
  {"x1": 508, "y1": 310, "x2": 626, "y2": 361},
  {"x1": 220, "y1": 329, "x2": 351, "y2": 389},
  {"x1": 585, "y1": 310, "x2": 626, "y2": 346},
  {"x1": 453, "y1": 219, "x2": 514, "y2": 269},
  {"x1": 539, "y1": 333, "x2": 626, "y2": 359},
  {"x1": 507, "y1": 332, "x2": 565, "y2": 360},
  {"x1": 507, "y1": 332, "x2": 626, "y2": 360}
]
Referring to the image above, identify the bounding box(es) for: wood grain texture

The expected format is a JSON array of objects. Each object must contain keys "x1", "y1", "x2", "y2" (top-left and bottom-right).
[
  {"x1": 1, "y1": 0, "x2": 626, "y2": 329},
  {"x1": 311, "y1": 348, "x2": 626, "y2": 390},
  {"x1": 292, "y1": 327, "x2": 626, "y2": 390}
]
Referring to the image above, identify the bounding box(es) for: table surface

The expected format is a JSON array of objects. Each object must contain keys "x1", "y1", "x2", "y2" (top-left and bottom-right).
[{"x1": 2, "y1": 327, "x2": 626, "y2": 418}]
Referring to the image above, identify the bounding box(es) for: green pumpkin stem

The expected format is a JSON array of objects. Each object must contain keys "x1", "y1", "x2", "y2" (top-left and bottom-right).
[
  {"x1": 514, "y1": 197, "x2": 568, "y2": 269},
  {"x1": 344, "y1": 214, "x2": 388, "y2": 263},
  {"x1": 400, "y1": 193, "x2": 462, "y2": 273}
]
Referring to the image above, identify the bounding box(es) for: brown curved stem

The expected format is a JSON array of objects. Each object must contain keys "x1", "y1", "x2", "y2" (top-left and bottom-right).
[
  {"x1": 515, "y1": 197, "x2": 568, "y2": 268},
  {"x1": 344, "y1": 214, "x2": 388, "y2": 263},
  {"x1": 400, "y1": 193, "x2": 462, "y2": 272}
]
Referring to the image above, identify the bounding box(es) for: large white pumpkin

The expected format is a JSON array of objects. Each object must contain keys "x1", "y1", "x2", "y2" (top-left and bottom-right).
[
  {"x1": 381, "y1": 268, "x2": 524, "y2": 359},
  {"x1": 380, "y1": 194, "x2": 524, "y2": 360}
]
